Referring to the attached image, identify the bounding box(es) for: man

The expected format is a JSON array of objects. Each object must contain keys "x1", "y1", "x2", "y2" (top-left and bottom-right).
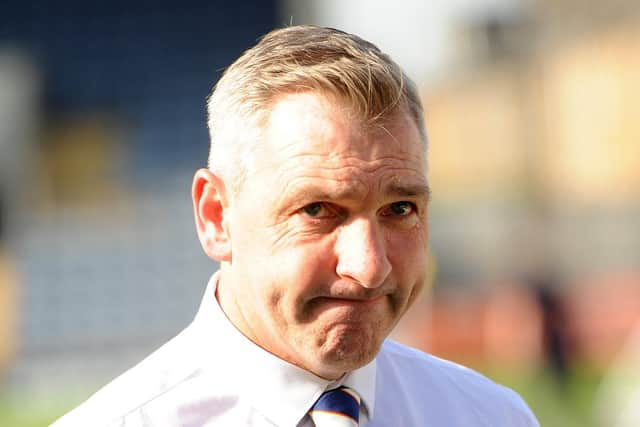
[{"x1": 53, "y1": 25, "x2": 539, "y2": 426}]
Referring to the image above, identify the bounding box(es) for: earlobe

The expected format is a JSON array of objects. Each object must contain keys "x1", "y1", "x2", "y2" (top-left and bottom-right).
[{"x1": 192, "y1": 168, "x2": 232, "y2": 262}]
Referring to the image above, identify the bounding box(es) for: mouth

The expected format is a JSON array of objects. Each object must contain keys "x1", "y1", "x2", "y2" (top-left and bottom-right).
[
  {"x1": 313, "y1": 295, "x2": 387, "y2": 308},
  {"x1": 301, "y1": 294, "x2": 392, "y2": 323}
]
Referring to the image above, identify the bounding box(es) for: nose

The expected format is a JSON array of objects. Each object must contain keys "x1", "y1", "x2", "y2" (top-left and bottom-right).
[{"x1": 335, "y1": 217, "x2": 392, "y2": 288}]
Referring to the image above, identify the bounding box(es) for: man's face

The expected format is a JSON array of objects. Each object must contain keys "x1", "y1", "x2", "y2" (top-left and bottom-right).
[{"x1": 219, "y1": 92, "x2": 429, "y2": 379}]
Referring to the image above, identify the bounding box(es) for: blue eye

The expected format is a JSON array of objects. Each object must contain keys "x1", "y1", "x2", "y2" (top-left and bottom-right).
[
  {"x1": 302, "y1": 202, "x2": 324, "y2": 217},
  {"x1": 388, "y1": 201, "x2": 414, "y2": 216}
]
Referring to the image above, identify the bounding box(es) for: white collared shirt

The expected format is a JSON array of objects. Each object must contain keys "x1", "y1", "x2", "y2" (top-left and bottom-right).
[{"x1": 52, "y1": 273, "x2": 539, "y2": 427}]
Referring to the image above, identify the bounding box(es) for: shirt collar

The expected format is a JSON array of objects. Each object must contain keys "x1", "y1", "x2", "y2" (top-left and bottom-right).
[
  {"x1": 191, "y1": 272, "x2": 377, "y2": 426},
  {"x1": 341, "y1": 358, "x2": 376, "y2": 419}
]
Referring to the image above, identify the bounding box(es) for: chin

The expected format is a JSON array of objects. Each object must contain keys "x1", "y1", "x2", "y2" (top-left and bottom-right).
[
  {"x1": 312, "y1": 349, "x2": 377, "y2": 380},
  {"x1": 312, "y1": 323, "x2": 383, "y2": 377}
]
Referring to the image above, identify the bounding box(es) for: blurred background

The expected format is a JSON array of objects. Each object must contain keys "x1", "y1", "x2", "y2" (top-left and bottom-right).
[{"x1": 0, "y1": 1, "x2": 639, "y2": 426}]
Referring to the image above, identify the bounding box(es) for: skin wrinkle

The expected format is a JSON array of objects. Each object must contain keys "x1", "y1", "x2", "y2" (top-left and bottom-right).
[
  {"x1": 273, "y1": 155, "x2": 426, "y2": 191},
  {"x1": 270, "y1": 178, "x2": 427, "y2": 230},
  {"x1": 269, "y1": 203, "x2": 425, "y2": 305},
  {"x1": 274, "y1": 171, "x2": 429, "y2": 214},
  {"x1": 275, "y1": 155, "x2": 425, "y2": 171},
  {"x1": 267, "y1": 157, "x2": 429, "y2": 257},
  {"x1": 270, "y1": 178, "x2": 427, "y2": 247},
  {"x1": 208, "y1": 25, "x2": 428, "y2": 191},
  {"x1": 213, "y1": 91, "x2": 428, "y2": 379},
  {"x1": 240, "y1": 94, "x2": 424, "y2": 197}
]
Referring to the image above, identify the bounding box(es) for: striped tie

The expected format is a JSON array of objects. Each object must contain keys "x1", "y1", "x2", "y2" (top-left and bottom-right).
[{"x1": 309, "y1": 386, "x2": 360, "y2": 427}]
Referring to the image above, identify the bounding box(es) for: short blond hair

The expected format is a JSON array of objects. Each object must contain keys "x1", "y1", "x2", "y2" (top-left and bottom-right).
[{"x1": 207, "y1": 25, "x2": 426, "y2": 190}]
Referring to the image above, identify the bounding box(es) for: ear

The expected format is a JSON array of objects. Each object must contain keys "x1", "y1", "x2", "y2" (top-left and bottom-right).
[{"x1": 192, "y1": 168, "x2": 232, "y2": 262}]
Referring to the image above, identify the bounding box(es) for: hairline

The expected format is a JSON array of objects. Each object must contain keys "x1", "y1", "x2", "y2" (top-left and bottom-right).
[
  {"x1": 213, "y1": 88, "x2": 427, "y2": 197},
  {"x1": 206, "y1": 26, "x2": 428, "y2": 195}
]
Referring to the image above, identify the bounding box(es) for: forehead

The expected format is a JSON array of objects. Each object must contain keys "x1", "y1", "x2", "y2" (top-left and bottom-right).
[
  {"x1": 262, "y1": 92, "x2": 425, "y2": 167},
  {"x1": 243, "y1": 92, "x2": 428, "y2": 207}
]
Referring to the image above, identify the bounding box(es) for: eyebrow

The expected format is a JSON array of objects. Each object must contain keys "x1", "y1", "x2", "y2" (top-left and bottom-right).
[
  {"x1": 281, "y1": 181, "x2": 431, "y2": 208},
  {"x1": 384, "y1": 183, "x2": 431, "y2": 201}
]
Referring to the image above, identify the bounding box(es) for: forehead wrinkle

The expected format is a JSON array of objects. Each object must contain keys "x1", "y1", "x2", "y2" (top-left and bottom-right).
[
  {"x1": 277, "y1": 159, "x2": 419, "y2": 190},
  {"x1": 278, "y1": 172, "x2": 369, "y2": 204},
  {"x1": 384, "y1": 182, "x2": 431, "y2": 201},
  {"x1": 372, "y1": 165, "x2": 429, "y2": 201},
  {"x1": 275, "y1": 165, "x2": 428, "y2": 212},
  {"x1": 277, "y1": 150, "x2": 425, "y2": 183},
  {"x1": 276, "y1": 153, "x2": 424, "y2": 175}
]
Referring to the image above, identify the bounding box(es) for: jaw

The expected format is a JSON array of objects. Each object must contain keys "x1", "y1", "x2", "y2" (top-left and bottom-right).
[
  {"x1": 280, "y1": 290, "x2": 416, "y2": 379},
  {"x1": 286, "y1": 310, "x2": 389, "y2": 380}
]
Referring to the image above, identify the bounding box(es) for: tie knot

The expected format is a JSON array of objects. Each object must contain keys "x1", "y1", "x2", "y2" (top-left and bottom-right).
[{"x1": 309, "y1": 386, "x2": 360, "y2": 426}]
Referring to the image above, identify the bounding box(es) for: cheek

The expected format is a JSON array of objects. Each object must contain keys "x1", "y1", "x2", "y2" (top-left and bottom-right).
[
  {"x1": 387, "y1": 229, "x2": 428, "y2": 273},
  {"x1": 265, "y1": 243, "x2": 336, "y2": 298},
  {"x1": 287, "y1": 243, "x2": 337, "y2": 286}
]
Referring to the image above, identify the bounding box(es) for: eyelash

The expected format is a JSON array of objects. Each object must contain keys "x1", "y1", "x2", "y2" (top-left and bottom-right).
[
  {"x1": 301, "y1": 202, "x2": 338, "y2": 219},
  {"x1": 299, "y1": 201, "x2": 417, "y2": 219},
  {"x1": 381, "y1": 201, "x2": 416, "y2": 217}
]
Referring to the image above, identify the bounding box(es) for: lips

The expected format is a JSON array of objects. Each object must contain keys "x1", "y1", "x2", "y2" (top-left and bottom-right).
[
  {"x1": 313, "y1": 282, "x2": 396, "y2": 301},
  {"x1": 313, "y1": 295, "x2": 387, "y2": 308}
]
